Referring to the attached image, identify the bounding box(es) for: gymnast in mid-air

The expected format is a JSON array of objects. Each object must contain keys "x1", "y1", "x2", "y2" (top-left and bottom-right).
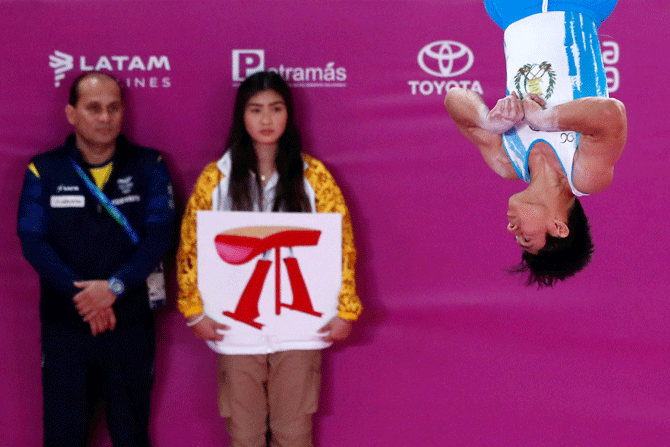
[{"x1": 445, "y1": 0, "x2": 627, "y2": 286}]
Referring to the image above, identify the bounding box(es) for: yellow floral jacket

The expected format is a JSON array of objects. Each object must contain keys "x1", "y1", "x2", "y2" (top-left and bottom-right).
[{"x1": 176, "y1": 153, "x2": 362, "y2": 321}]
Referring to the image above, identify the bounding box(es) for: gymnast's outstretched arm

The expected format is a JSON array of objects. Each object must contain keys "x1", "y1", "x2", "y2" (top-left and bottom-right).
[
  {"x1": 523, "y1": 93, "x2": 627, "y2": 193},
  {"x1": 444, "y1": 87, "x2": 520, "y2": 179}
]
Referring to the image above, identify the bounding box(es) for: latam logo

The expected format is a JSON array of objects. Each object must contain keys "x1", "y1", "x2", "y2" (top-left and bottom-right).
[
  {"x1": 232, "y1": 49, "x2": 347, "y2": 88},
  {"x1": 49, "y1": 51, "x2": 74, "y2": 87},
  {"x1": 409, "y1": 40, "x2": 483, "y2": 96},
  {"x1": 49, "y1": 50, "x2": 172, "y2": 89}
]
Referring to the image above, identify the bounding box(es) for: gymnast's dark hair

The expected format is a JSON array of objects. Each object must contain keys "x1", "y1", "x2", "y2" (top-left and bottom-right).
[
  {"x1": 226, "y1": 71, "x2": 311, "y2": 212},
  {"x1": 511, "y1": 198, "x2": 594, "y2": 287},
  {"x1": 69, "y1": 71, "x2": 124, "y2": 106}
]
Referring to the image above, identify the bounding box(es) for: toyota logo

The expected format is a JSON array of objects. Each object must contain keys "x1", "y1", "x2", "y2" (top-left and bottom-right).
[{"x1": 417, "y1": 41, "x2": 474, "y2": 78}]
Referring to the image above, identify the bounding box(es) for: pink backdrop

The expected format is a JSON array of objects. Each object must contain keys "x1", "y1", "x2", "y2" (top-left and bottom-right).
[{"x1": 2, "y1": 1, "x2": 669, "y2": 445}]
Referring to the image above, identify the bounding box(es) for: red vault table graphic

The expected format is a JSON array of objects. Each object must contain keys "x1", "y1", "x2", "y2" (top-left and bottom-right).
[
  {"x1": 215, "y1": 226, "x2": 323, "y2": 329},
  {"x1": 197, "y1": 211, "x2": 342, "y2": 350}
]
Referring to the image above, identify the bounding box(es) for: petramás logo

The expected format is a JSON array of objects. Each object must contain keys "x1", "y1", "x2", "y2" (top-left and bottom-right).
[
  {"x1": 409, "y1": 40, "x2": 483, "y2": 96},
  {"x1": 49, "y1": 50, "x2": 172, "y2": 89},
  {"x1": 232, "y1": 49, "x2": 346, "y2": 88},
  {"x1": 233, "y1": 50, "x2": 265, "y2": 82}
]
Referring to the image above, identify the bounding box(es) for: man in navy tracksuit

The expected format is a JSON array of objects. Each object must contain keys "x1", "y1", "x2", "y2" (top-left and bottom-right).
[{"x1": 17, "y1": 72, "x2": 175, "y2": 446}]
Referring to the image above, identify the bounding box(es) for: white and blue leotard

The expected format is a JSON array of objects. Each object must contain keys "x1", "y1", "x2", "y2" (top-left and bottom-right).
[{"x1": 483, "y1": 0, "x2": 617, "y2": 195}]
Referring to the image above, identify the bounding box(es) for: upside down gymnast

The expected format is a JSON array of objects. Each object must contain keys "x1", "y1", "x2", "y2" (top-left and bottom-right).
[{"x1": 445, "y1": 0, "x2": 627, "y2": 286}]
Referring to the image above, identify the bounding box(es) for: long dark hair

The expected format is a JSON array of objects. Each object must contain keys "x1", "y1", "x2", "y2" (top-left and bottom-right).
[{"x1": 226, "y1": 71, "x2": 311, "y2": 212}]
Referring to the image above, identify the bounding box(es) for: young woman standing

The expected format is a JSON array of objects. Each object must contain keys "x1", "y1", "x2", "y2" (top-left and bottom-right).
[{"x1": 177, "y1": 71, "x2": 361, "y2": 446}]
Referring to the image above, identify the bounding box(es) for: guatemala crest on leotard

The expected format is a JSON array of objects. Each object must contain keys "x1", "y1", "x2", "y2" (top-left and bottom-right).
[{"x1": 513, "y1": 61, "x2": 556, "y2": 100}]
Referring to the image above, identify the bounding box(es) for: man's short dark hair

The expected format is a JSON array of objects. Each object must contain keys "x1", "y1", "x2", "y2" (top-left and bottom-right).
[
  {"x1": 511, "y1": 198, "x2": 594, "y2": 287},
  {"x1": 68, "y1": 72, "x2": 124, "y2": 106}
]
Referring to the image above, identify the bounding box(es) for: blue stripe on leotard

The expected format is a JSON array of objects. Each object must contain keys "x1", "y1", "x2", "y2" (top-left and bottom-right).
[
  {"x1": 503, "y1": 127, "x2": 528, "y2": 181},
  {"x1": 484, "y1": 0, "x2": 617, "y2": 30},
  {"x1": 564, "y1": 11, "x2": 608, "y2": 99}
]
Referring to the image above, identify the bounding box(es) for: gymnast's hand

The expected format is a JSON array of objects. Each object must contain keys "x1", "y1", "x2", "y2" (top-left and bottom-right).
[
  {"x1": 318, "y1": 316, "x2": 353, "y2": 343},
  {"x1": 189, "y1": 314, "x2": 229, "y2": 341},
  {"x1": 523, "y1": 93, "x2": 559, "y2": 132},
  {"x1": 481, "y1": 92, "x2": 525, "y2": 134}
]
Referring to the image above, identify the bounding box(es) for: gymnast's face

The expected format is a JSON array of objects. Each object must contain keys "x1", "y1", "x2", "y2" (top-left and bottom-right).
[{"x1": 506, "y1": 198, "x2": 551, "y2": 255}]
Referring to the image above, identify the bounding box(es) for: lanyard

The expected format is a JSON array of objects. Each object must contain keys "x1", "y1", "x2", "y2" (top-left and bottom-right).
[{"x1": 70, "y1": 157, "x2": 140, "y2": 245}]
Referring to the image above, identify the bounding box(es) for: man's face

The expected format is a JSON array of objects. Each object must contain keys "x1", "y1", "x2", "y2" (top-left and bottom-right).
[
  {"x1": 506, "y1": 210, "x2": 549, "y2": 255},
  {"x1": 507, "y1": 196, "x2": 552, "y2": 255},
  {"x1": 65, "y1": 75, "x2": 123, "y2": 153}
]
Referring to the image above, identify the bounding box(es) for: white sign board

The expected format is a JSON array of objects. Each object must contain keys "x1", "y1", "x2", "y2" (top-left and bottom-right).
[{"x1": 197, "y1": 211, "x2": 342, "y2": 349}]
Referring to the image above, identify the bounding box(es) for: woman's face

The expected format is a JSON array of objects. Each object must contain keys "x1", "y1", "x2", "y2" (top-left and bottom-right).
[{"x1": 243, "y1": 89, "x2": 288, "y2": 150}]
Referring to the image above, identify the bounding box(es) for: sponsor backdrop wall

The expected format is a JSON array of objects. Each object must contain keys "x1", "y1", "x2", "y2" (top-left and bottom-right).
[{"x1": 1, "y1": 1, "x2": 668, "y2": 445}]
